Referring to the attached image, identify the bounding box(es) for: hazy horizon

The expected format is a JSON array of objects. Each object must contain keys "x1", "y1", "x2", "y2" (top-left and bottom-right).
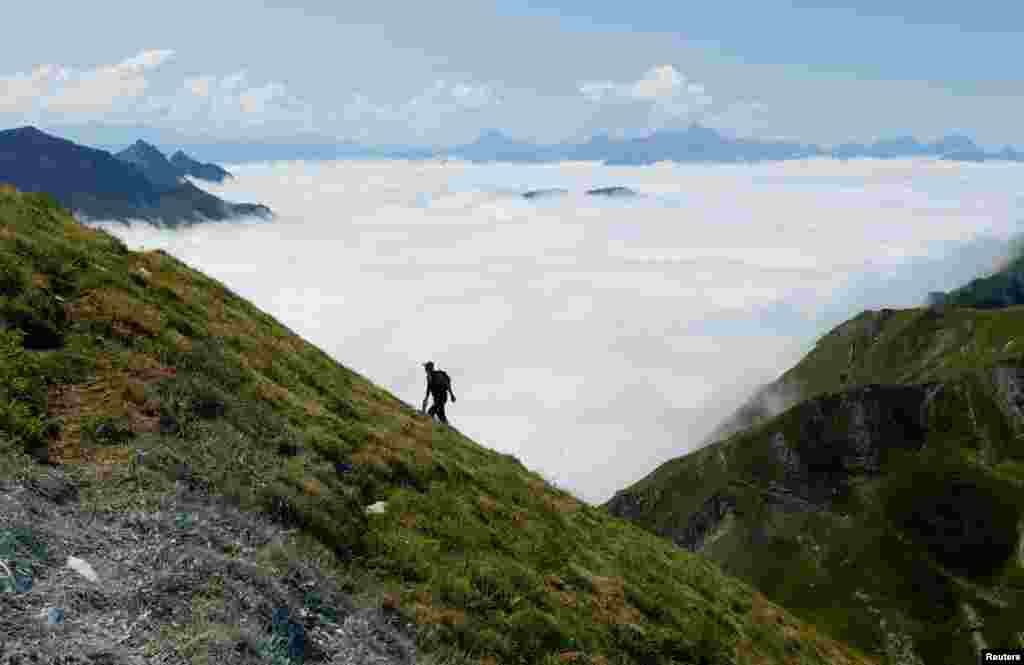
[
  {"x1": 4, "y1": 2, "x2": 1024, "y2": 147},
  {"x1": 90, "y1": 157, "x2": 1024, "y2": 503}
]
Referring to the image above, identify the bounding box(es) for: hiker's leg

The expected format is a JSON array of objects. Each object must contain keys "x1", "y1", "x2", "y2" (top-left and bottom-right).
[
  {"x1": 427, "y1": 403, "x2": 438, "y2": 420},
  {"x1": 436, "y1": 401, "x2": 448, "y2": 424}
]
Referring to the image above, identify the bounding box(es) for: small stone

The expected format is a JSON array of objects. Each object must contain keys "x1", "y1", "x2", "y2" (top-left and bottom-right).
[
  {"x1": 365, "y1": 501, "x2": 388, "y2": 515},
  {"x1": 66, "y1": 556, "x2": 99, "y2": 583},
  {"x1": 46, "y1": 607, "x2": 65, "y2": 625}
]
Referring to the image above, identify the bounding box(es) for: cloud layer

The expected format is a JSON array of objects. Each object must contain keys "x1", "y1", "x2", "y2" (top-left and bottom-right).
[
  {"x1": 91, "y1": 158, "x2": 1024, "y2": 503},
  {"x1": 2, "y1": 51, "x2": 758, "y2": 144}
]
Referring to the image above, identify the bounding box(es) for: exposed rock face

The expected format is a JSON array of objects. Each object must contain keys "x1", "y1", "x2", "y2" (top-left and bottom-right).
[
  {"x1": 673, "y1": 491, "x2": 737, "y2": 551},
  {"x1": 753, "y1": 384, "x2": 930, "y2": 506},
  {"x1": 603, "y1": 488, "x2": 646, "y2": 523},
  {"x1": 991, "y1": 364, "x2": 1024, "y2": 427},
  {"x1": 605, "y1": 340, "x2": 1024, "y2": 665}
]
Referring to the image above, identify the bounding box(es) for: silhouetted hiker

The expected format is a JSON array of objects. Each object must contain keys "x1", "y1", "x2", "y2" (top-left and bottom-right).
[{"x1": 421, "y1": 361, "x2": 455, "y2": 424}]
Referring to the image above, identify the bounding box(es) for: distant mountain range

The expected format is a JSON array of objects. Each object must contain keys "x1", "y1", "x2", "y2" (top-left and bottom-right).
[
  {"x1": 41, "y1": 122, "x2": 1024, "y2": 165},
  {"x1": 441, "y1": 127, "x2": 1024, "y2": 165},
  {"x1": 0, "y1": 127, "x2": 270, "y2": 226}
]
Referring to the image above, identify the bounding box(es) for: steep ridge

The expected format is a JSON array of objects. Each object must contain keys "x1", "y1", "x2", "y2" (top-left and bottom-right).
[
  {"x1": 115, "y1": 140, "x2": 185, "y2": 191},
  {"x1": 169, "y1": 150, "x2": 233, "y2": 184},
  {"x1": 606, "y1": 304, "x2": 1024, "y2": 664},
  {"x1": 0, "y1": 188, "x2": 876, "y2": 664},
  {"x1": 0, "y1": 127, "x2": 269, "y2": 226}
]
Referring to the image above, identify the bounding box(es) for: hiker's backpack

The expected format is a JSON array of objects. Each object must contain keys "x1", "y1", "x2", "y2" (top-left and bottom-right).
[{"x1": 430, "y1": 369, "x2": 451, "y2": 393}]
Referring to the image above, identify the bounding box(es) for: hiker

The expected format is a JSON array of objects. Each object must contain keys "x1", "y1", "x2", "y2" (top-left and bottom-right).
[{"x1": 421, "y1": 361, "x2": 456, "y2": 424}]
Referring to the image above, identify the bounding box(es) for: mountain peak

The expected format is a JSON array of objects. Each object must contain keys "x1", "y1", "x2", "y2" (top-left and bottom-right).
[
  {"x1": 168, "y1": 150, "x2": 233, "y2": 183},
  {"x1": 115, "y1": 140, "x2": 182, "y2": 190}
]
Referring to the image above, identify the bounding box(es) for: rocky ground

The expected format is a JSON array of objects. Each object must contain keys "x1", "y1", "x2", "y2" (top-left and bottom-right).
[{"x1": 0, "y1": 470, "x2": 417, "y2": 665}]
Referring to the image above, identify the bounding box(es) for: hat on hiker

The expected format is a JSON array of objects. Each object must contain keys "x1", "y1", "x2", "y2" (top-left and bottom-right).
[{"x1": 423, "y1": 361, "x2": 435, "y2": 370}]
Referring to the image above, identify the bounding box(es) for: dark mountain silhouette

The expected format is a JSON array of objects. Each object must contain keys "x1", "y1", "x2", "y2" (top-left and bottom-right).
[
  {"x1": 115, "y1": 139, "x2": 185, "y2": 190},
  {"x1": 448, "y1": 129, "x2": 566, "y2": 163},
  {"x1": 521, "y1": 188, "x2": 569, "y2": 199},
  {"x1": 169, "y1": 150, "x2": 233, "y2": 183},
  {"x1": 448, "y1": 126, "x2": 823, "y2": 164},
  {"x1": 0, "y1": 127, "x2": 270, "y2": 226},
  {"x1": 585, "y1": 186, "x2": 637, "y2": 197},
  {"x1": 445, "y1": 127, "x2": 1024, "y2": 165}
]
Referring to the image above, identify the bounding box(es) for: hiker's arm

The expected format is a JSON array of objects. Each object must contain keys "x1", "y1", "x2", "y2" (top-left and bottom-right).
[
  {"x1": 422, "y1": 384, "x2": 430, "y2": 412},
  {"x1": 449, "y1": 386, "x2": 456, "y2": 402}
]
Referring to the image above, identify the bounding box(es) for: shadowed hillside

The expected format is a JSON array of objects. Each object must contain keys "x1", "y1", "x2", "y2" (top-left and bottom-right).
[
  {"x1": 0, "y1": 187, "x2": 876, "y2": 664},
  {"x1": 0, "y1": 127, "x2": 269, "y2": 227},
  {"x1": 606, "y1": 304, "x2": 1024, "y2": 664}
]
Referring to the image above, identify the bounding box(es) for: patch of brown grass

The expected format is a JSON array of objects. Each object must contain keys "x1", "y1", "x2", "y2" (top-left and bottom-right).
[
  {"x1": 68, "y1": 289, "x2": 164, "y2": 337},
  {"x1": 166, "y1": 329, "x2": 193, "y2": 352},
  {"x1": 588, "y1": 575, "x2": 642, "y2": 625},
  {"x1": 301, "y1": 478, "x2": 325, "y2": 497},
  {"x1": 82, "y1": 446, "x2": 135, "y2": 465},
  {"x1": 544, "y1": 492, "x2": 581, "y2": 515},
  {"x1": 414, "y1": 601, "x2": 467, "y2": 628},
  {"x1": 741, "y1": 592, "x2": 876, "y2": 665},
  {"x1": 351, "y1": 441, "x2": 401, "y2": 472},
  {"x1": 47, "y1": 353, "x2": 171, "y2": 463},
  {"x1": 510, "y1": 509, "x2": 529, "y2": 529},
  {"x1": 478, "y1": 494, "x2": 498, "y2": 516}
]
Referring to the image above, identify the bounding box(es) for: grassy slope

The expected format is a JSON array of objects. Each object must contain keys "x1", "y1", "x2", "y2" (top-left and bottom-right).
[
  {"x1": 606, "y1": 305, "x2": 1024, "y2": 664},
  {"x1": 0, "y1": 187, "x2": 875, "y2": 665}
]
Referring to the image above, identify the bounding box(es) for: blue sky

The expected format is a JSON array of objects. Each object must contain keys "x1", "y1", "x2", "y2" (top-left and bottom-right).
[{"x1": 1, "y1": 0, "x2": 1021, "y2": 146}]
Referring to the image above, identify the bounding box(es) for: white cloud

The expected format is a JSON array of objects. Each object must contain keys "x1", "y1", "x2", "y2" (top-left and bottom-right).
[
  {"x1": 88, "y1": 158, "x2": 1024, "y2": 504},
  {"x1": 0, "y1": 64, "x2": 69, "y2": 113},
  {"x1": 185, "y1": 76, "x2": 214, "y2": 98},
  {"x1": 150, "y1": 71, "x2": 316, "y2": 136},
  {"x1": 239, "y1": 82, "x2": 287, "y2": 114},
  {"x1": 0, "y1": 54, "x2": 320, "y2": 138},
  {"x1": 44, "y1": 49, "x2": 175, "y2": 115},
  {"x1": 578, "y1": 64, "x2": 717, "y2": 134},
  {"x1": 580, "y1": 64, "x2": 712, "y2": 109},
  {"x1": 631, "y1": 64, "x2": 684, "y2": 100},
  {"x1": 333, "y1": 79, "x2": 501, "y2": 140},
  {"x1": 121, "y1": 49, "x2": 175, "y2": 70}
]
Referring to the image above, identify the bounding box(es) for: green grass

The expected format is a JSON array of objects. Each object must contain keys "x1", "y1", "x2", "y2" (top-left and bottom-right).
[
  {"x1": 607, "y1": 300, "x2": 1024, "y2": 663},
  {"x1": 0, "y1": 187, "x2": 876, "y2": 664}
]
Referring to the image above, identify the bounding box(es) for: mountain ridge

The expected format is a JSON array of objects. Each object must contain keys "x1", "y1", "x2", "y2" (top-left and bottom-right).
[
  {"x1": 47, "y1": 122, "x2": 1024, "y2": 165},
  {"x1": 605, "y1": 301, "x2": 1024, "y2": 664},
  {"x1": 0, "y1": 127, "x2": 269, "y2": 226},
  {"x1": 0, "y1": 187, "x2": 876, "y2": 664}
]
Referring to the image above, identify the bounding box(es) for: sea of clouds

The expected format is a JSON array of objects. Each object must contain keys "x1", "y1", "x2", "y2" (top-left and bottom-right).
[{"x1": 90, "y1": 157, "x2": 1024, "y2": 504}]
